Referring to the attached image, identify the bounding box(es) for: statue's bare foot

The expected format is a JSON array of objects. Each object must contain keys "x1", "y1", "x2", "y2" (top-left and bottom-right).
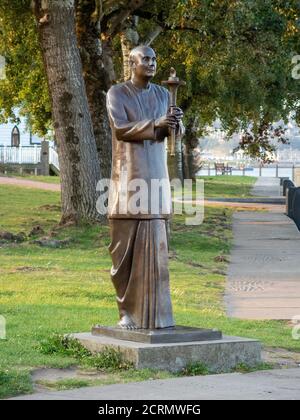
[{"x1": 118, "y1": 314, "x2": 137, "y2": 330}]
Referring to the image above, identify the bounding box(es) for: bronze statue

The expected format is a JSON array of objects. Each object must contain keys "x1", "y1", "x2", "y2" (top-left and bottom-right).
[{"x1": 106, "y1": 46, "x2": 184, "y2": 330}]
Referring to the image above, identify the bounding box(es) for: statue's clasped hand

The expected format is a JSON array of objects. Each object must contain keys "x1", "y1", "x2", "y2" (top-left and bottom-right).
[
  {"x1": 169, "y1": 106, "x2": 184, "y2": 124},
  {"x1": 154, "y1": 107, "x2": 184, "y2": 131}
]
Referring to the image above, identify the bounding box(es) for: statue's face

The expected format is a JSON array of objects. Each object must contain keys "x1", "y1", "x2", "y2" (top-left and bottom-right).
[{"x1": 131, "y1": 47, "x2": 157, "y2": 79}]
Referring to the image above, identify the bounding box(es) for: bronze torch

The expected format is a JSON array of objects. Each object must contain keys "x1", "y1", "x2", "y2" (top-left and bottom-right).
[{"x1": 162, "y1": 68, "x2": 186, "y2": 156}]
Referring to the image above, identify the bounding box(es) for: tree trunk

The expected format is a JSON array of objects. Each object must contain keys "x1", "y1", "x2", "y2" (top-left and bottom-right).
[
  {"x1": 75, "y1": 0, "x2": 112, "y2": 180},
  {"x1": 120, "y1": 17, "x2": 139, "y2": 81},
  {"x1": 183, "y1": 116, "x2": 202, "y2": 181},
  {"x1": 102, "y1": 37, "x2": 117, "y2": 86},
  {"x1": 32, "y1": 0, "x2": 104, "y2": 224}
]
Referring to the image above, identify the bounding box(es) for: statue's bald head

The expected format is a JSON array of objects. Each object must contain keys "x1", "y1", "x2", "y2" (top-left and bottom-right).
[
  {"x1": 129, "y1": 46, "x2": 156, "y2": 64},
  {"x1": 129, "y1": 46, "x2": 157, "y2": 80}
]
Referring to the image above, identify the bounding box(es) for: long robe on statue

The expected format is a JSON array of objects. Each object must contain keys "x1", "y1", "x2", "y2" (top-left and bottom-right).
[{"x1": 106, "y1": 80, "x2": 181, "y2": 329}]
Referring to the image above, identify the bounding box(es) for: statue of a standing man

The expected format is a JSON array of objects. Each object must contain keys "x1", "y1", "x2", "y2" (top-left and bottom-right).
[{"x1": 106, "y1": 46, "x2": 184, "y2": 330}]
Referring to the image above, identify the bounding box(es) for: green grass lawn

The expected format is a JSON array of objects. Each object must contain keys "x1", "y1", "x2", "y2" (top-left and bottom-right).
[
  {"x1": 173, "y1": 175, "x2": 257, "y2": 201},
  {"x1": 0, "y1": 178, "x2": 298, "y2": 398},
  {"x1": 0, "y1": 173, "x2": 256, "y2": 197},
  {"x1": 198, "y1": 175, "x2": 257, "y2": 198}
]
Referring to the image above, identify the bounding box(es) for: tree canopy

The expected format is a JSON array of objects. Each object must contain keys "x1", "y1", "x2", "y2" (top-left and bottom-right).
[
  {"x1": 0, "y1": 0, "x2": 51, "y2": 136},
  {"x1": 144, "y1": 0, "x2": 300, "y2": 160},
  {"x1": 0, "y1": 0, "x2": 300, "y2": 160}
]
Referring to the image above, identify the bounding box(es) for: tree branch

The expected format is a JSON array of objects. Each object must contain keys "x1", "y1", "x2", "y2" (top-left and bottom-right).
[
  {"x1": 103, "y1": 0, "x2": 145, "y2": 37},
  {"x1": 141, "y1": 24, "x2": 163, "y2": 45},
  {"x1": 133, "y1": 9, "x2": 200, "y2": 33}
]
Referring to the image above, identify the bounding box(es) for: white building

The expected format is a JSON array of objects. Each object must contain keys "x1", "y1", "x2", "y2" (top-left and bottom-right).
[
  {"x1": 0, "y1": 110, "x2": 59, "y2": 173},
  {"x1": 0, "y1": 112, "x2": 43, "y2": 146}
]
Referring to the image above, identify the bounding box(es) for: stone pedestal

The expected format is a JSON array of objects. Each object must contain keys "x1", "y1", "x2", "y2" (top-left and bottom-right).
[
  {"x1": 92, "y1": 325, "x2": 222, "y2": 344},
  {"x1": 72, "y1": 331, "x2": 261, "y2": 373}
]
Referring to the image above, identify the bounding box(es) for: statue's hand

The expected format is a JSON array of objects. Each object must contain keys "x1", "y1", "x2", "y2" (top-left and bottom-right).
[
  {"x1": 169, "y1": 106, "x2": 184, "y2": 123},
  {"x1": 154, "y1": 114, "x2": 177, "y2": 130}
]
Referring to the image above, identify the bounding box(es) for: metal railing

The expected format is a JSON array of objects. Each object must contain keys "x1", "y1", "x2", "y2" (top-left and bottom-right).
[{"x1": 197, "y1": 162, "x2": 300, "y2": 181}]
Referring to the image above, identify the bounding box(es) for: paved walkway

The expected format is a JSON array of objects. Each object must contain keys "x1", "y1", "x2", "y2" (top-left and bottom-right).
[
  {"x1": 10, "y1": 368, "x2": 300, "y2": 400},
  {"x1": 251, "y1": 176, "x2": 281, "y2": 197},
  {"x1": 225, "y1": 177, "x2": 300, "y2": 319},
  {"x1": 0, "y1": 176, "x2": 60, "y2": 191}
]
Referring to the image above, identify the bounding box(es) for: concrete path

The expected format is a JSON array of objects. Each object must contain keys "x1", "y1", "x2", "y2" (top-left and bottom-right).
[
  {"x1": 10, "y1": 368, "x2": 300, "y2": 400},
  {"x1": 225, "y1": 177, "x2": 300, "y2": 319},
  {"x1": 251, "y1": 176, "x2": 281, "y2": 198},
  {"x1": 0, "y1": 176, "x2": 60, "y2": 191}
]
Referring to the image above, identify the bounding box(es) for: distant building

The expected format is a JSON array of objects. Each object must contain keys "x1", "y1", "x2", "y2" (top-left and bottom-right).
[
  {"x1": 0, "y1": 111, "x2": 43, "y2": 146},
  {"x1": 0, "y1": 110, "x2": 59, "y2": 174}
]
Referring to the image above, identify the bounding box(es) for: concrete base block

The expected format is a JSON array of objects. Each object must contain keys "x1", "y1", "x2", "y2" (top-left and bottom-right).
[
  {"x1": 92, "y1": 325, "x2": 222, "y2": 343},
  {"x1": 71, "y1": 332, "x2": 262, "y2": 373}
]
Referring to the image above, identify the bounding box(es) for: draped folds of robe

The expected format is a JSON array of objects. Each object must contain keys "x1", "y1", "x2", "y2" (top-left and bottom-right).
[
  {"x1": 106, "y1": 80, "x2": 184, "y2": 329},
  {"x1": 108, "y1": 219, "x2": 174, "y2": 329}
]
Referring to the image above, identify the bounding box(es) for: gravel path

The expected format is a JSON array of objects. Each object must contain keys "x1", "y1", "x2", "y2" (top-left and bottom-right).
[{"x1": 0, "y1": 176, "x2": 60, "y2": 191}]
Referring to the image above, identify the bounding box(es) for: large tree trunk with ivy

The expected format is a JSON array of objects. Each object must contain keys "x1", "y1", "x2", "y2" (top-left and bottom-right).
[
  {"x1": 183, "y1": 116, "x2": 202, "y2": 180},
  {"x1": 102, "y1": 38, "x2": 117, "y2": 86},
  {"x1": 32, "y1": 0, "x2": 103, "y2": 224},
  {"x1": 75, "y1": 0, "x2": 112, "y2": 180}
]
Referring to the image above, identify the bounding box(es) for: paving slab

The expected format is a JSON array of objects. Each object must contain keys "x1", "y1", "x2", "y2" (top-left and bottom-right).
[
  {"x1": 226, "y1": 177, "x2": 300, "y2": 319},
  {"x1": 10, "y1": 368, "x2": 300, "y2": 400}
]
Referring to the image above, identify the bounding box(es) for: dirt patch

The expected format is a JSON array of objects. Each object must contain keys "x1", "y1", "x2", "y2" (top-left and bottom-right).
[
  {"x1": 14, "y1": 266, "x2": 42, "y2": 272},
  {"x1": 214, "y1": 255, "x2": 229, "y2": 263},
  {"x1": 187, "y1": 261, "x2": 207, "y2": 269},
  {"x1": 30, "y1": 367, "x2": 110, "y2": 392},
  {"x1": 211, "y1": 269, "x2": 226, "y2": 275},
  {"x1": 0, "y1": 231, "x2": 26, "y2": 243},
  {"x1": 169, "y1": 250, "x2": 178, "y2": 260},
  {"x1": 39, "y1": 204, "x2": 61, "y2": 211},
  {"x1": 262, "y1": 347, "x2": 300, "y2": 369},
  {"x1": 29, "y1": 225, "x2": 45, "y2": 237},
  {"x1": 31, "y1": 237, "x2": 73, "y2": 248}
]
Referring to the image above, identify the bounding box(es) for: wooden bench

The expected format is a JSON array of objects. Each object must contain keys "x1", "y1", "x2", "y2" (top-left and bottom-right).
[{"x1": 215, "y1": 163, "x2": 233, "y2": 175}]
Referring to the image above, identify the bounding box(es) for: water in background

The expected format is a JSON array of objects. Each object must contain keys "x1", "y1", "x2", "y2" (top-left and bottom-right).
[{"x1": 197, "y1": 166, "x2": 295, "y2": 179}]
